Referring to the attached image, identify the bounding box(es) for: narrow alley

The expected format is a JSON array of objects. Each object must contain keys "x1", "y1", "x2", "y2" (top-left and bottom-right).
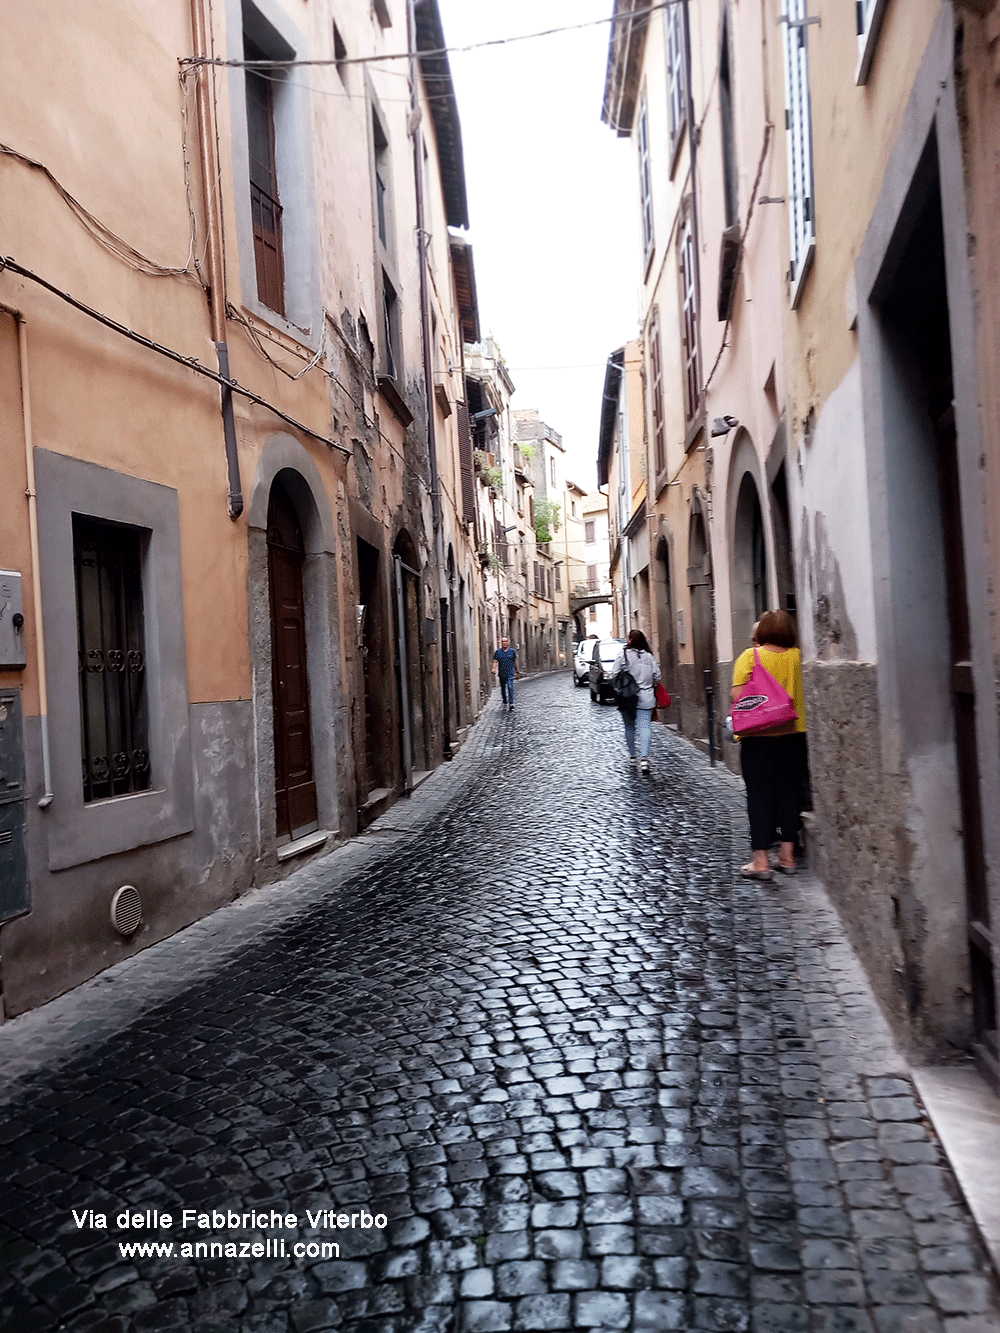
[{"x1": 1, "y1": 676, "x2": 997, "y2": 1333}]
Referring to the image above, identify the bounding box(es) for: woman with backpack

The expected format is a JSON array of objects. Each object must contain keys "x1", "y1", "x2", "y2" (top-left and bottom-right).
[{"x1": 610, "y1": 629, "x2": 661, "y2": 775}]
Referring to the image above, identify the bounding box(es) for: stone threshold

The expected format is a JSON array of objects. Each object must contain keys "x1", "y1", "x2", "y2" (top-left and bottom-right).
[
  {"x1": 276, "y1": 829, "x2": 331, "y2": 863},
  {"x1": 913, "y1": 1064, "x2": 1000, "y2": 1278}
]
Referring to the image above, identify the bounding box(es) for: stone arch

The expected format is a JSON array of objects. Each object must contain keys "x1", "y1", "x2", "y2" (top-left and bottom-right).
[
  {"x1": 726, "y1": 429, "x2": 772, "y2": 655},
  {"x1": 247, "y1": 435, "x2": 343, "y2": 853},
  {"x1": 652, "y1": 519, "x2": 677, "y2": 714}
]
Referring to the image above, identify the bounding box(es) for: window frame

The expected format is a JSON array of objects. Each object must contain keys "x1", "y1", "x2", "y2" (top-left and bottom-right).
[
  {"x1": 245, "y1": 37, "x2": 285, "y2": 316},
  {"x1": 227, "y1": 0, "x2": 321, "y2": 340},
  {"x1": 649, "y1": 305, "x2": 667, "y2": 478},
  {"x1": 35, "y1": 451, "x2": 193, "y2": 872},
  {"x1": 665, "y1": 2, "x2": 687, "y2": 176},
  {"x1": 637, "y1": 89, "x2": 655, "y2": 271},
  {"x1": 585, "y1": 520, "x2": 596, "y2": 544},
  {"x1": 678, "y1": 204, "x2": 703, "y2": 428},
  {"x1": 780, "y1": 0, "x2": 816, "y2": 308},
  {"x1": 855, "y1": 0, "x2": 890, "y2": 85}
]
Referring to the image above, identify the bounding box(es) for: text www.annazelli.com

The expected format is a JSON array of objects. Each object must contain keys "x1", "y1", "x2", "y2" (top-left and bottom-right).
[{"x1": 119, "y1": 1238, "x2": 340, "y2": 1261}]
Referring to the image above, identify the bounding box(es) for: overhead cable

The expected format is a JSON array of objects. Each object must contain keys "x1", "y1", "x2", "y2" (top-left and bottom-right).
[
  {"x1": 0, "y1": 255, "x2": 350, "y2": 456},
  {"x1": 179, "y1": 3, "x2": 676, "y2": 71}
]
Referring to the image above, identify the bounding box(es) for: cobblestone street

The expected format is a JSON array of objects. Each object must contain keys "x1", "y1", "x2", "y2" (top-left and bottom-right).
[{"x1": 1, "y1": 673, "x2": 998, "y2": 1333}]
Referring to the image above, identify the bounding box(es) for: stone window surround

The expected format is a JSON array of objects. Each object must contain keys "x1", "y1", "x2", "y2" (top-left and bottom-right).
[
  {"x1": 226, "y1": 0, "x2": 321, "y2": 341},
  {"x1": 34, "y1": 450, "x2": 194, "y2": 872}
]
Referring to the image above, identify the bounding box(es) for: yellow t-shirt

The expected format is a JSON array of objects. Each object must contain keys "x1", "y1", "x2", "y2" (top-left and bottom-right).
[{"x1": 731, "y1": 646, "x2": 807, "y2": 735}]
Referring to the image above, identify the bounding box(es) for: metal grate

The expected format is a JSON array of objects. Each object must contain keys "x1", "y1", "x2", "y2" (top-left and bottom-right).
[{"x1": 110, "y1": 884, "x2": 142, "y2": 937}]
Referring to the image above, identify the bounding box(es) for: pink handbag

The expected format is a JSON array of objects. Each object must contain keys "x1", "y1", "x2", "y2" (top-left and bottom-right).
[{"x1": 733, "y1": 648, "x2": 799, "y2": 734}]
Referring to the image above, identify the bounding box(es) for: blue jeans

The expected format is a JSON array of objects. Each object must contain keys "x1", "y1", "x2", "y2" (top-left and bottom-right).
[
  {"x1": 622, "y1": 707, "x2": 653, "y2": 758},
  {"x1": 500, "y1": 675, "x2": 515, "y2": 708}
]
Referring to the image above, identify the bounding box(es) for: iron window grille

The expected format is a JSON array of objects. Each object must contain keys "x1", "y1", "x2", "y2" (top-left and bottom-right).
[{"x1": 73, "y1": 516, "x2": 151, "y2": 804}]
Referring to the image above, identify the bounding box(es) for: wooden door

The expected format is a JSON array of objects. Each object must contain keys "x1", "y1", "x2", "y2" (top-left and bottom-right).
[{"x1": 267, "y1": 486, "x2": 318, "y2": 841}]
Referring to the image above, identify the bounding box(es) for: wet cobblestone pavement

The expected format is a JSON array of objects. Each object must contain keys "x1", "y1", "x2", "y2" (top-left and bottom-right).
[{"x1": 2, "y1": 674, "x2": 999, "y2": 1333}]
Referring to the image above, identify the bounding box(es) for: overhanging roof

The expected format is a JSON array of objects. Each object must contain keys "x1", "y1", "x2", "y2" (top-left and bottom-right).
[
  {"x1": 415, "y1": 0, "x2": 470, "y2": 229},
  {"x1": 601, "y1": 0, "x2": 651, "y2": 137},
  {"x1": 449, "y1": 233, "x2": 480, "y2": 343},
  {"x1": 597, "y1": 348, "x2": 625, "y2": 487}
]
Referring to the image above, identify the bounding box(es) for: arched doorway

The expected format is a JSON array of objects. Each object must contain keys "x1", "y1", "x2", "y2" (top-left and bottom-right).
[
  {"x1": 267, "y1": 477, "x2": 318, "y2": 841},
  {"x1": 688, "y1": 501, "x2": 716, "y2": 715},
  {"x1": 654, "y1": 532, "x2": 676, "y2": 709},
  {"x1": 393, "y1": 531, "x2": 428, "y2": 785},
  {"x1": 732, "y1": 471, "x2": 769, "y2": 653}
]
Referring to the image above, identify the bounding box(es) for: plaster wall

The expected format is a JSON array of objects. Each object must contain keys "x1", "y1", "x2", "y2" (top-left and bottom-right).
[{"x1": 793, "y1": 359, "x2": 878, "y2": 663}]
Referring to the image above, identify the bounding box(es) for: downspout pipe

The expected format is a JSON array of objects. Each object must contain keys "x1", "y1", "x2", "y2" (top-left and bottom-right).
[
  {"x1": 406, "y1": 0, "x2": 451, "y2": 754},
  {"x1": 3, "y1": 308, "x2": 55, "y2": 808},
  {"x1": 189, "y1": 0, "x2": 243, "y2": 520}
]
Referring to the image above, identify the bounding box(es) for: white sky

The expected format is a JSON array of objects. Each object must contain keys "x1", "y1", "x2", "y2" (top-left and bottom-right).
[{"x1": 434, "y1": 1, "x2": 642, "y2": 492}]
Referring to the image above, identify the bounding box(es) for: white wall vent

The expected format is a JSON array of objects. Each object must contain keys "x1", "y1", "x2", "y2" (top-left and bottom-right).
[{"x1": 110, "y1": 885, "x2": 142, "y2": 937}]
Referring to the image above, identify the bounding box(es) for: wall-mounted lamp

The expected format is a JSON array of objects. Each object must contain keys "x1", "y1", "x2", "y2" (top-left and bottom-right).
[
  {"x1": 472, "y1": 407, "x2": 498, "y2": 422},
  {"x1": 710, "y1": 415, "x2": 740, "y2": 437}
]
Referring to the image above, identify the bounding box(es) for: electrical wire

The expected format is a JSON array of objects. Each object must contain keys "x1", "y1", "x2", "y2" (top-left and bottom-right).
[
  {"x1": 0, "y1": 143, "x2": 202, "y2": 284},
  {"x1": 0, "y1": 254, "x2": 350, "y2": 456},
  {"x1": 179, "y1": 3, "x2": 677, "y2": 71}
]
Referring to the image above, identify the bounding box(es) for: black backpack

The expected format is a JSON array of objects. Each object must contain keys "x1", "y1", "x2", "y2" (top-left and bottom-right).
[{"x1": 613, "y1": 650, "x2": 640, "y2": 716}]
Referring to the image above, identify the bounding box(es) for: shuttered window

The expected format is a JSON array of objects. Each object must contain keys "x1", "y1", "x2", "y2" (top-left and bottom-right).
[
  {"x1": 780, "y1": 0, "x2": 816, "y2": 308},
  {"x1": 665, "y1": 5, "x2": 686, "y2": 162},
  {"x1": 74, "y1": 518, "x2": 151, "y2": 804},
  {"x1": 638, "y1": 92, "x2": 654, "y2": 267},
  {"x1": 678, "y1": 211, "x2": 701, "y2": 422},
  {"x1": 649, "y1": 306, "x2": 666, "y2": 475},
  {"x1": 245, "y1": 39, "x2": 285, "y2": 315}
]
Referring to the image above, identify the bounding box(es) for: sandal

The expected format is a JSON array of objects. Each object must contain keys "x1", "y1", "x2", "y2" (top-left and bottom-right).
[
  {"x1": 740, "y1": 863, "x2": 773, "y2": 882},
  {"x1": 775, "y1": 862, "x2": 797, "y2": 875}
]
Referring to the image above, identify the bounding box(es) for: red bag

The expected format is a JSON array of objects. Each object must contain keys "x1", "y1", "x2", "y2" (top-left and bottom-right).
[
  {"x1": 733, "y1": 648, "x2": 798, "y2": 734},
  {"x1": 654, "y1": 682, "x2": 671, "y2": 708}
]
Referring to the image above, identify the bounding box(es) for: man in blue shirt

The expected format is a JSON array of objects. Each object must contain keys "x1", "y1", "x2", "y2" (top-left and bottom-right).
[{"x1": 492, "y1": 636, "x2": 519, "y2": 711}]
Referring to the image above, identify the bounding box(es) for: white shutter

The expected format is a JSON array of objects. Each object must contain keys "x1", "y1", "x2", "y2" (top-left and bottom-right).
[
  {"x1": 638, "y1": 93, "x2": 654, "y2": 263},
  {"x1": 781, "y1": 0, "x2": 816, "y2": 308}
]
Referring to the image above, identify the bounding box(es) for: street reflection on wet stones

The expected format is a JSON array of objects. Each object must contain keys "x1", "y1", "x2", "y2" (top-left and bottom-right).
[{"x1": 1, "y1": 676, "x2": 998, "y2": 1332}]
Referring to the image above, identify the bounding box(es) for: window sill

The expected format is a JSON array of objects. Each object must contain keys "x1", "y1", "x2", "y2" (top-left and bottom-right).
[
  {"x1": 856, "y1": 0, "x2": 890, "y2": 85},
  {"x1": 789, "y1": 238, "x2": 816, "y2": 312},
  {"x1": 236, "y1": 298, "x2": 320, "y2": 355},
  {"x1": 685, "y1": 411, "x2": 706, "y2": 453},
  {"x1": 668, "y1": 118, "x2": 687, "y2": 181},
  {"x1": 378, "y1": 375, "x2": 414, "y2": 427}
]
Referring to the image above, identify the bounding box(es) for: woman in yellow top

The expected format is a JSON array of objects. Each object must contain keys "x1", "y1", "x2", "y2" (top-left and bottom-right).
[{"x1": 731, "y1": 609, "x2": 807, "y2": 881}]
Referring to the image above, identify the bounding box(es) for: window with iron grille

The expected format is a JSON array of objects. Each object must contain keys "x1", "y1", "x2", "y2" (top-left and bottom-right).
[
  {"x1": 678, "y1": 208, "x2": 702, "y2": 422},
  {"x1": 637, "y1": 91, "x2": 654, "y2": 267},
  {"x1": 245, "y1": 38, "x2": 285, "y2": 315},
  {"x1": 665, "y1": 3, "x2": 687, "y2": 165},
  {"x1": 585, "y1": 520, "x2": 595, "y2": 544},
  {"x1": 73, "y1": 517, "x2": 151, "y2": 804},
  {"x1": 781, "y1": 0, "x2": 816, "y2": 307},
  {"x1": 649, "y1": 306, "x2": 666, "y2": 474}
]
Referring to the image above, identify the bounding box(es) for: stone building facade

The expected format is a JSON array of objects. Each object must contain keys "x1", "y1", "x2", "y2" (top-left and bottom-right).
[
  {"x1": 602, "y1": 0, "x2": 1000, "y2": 1074},
  {"x1": 0, "y1": 0, "x2": 490, "y2": 1016}
]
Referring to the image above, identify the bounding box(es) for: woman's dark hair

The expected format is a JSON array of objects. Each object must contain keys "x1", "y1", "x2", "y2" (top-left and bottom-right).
[
  {"x1": 755, "y1": 609, "x2": 797, "y2": 649},
  {"x1": 626, "y1": 629, "x2": 651, "y2": 654}
]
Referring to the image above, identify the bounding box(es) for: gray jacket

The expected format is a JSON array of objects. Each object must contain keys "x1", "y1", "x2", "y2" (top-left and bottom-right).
[{"x1": 611, "y1": 647, "x2": 661, "y2": 710}]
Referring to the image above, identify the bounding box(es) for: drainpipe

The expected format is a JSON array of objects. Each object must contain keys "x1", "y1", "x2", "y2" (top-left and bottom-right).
[
  {"x1": 406, "y1": 0, "x2": 451, "y2": 754},
  {"x1": 189, "y1": 0, "x2": 243, "y2": 520},
  {"x1": 3, "y1": 308, "x2": 54, "y2": 808}
]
